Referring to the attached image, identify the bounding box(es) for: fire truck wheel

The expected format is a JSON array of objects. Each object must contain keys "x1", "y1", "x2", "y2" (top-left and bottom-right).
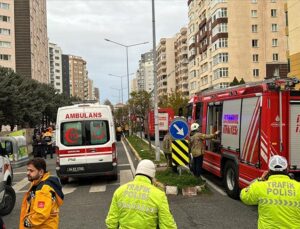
[{"x1": 223, "y1": 161, "x2": 239, "y2": 199}]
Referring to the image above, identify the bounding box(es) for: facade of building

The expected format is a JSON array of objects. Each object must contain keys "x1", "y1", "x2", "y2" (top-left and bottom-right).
[
  {"x1": 136, "y1": 51, "x2": 154, "y2": 93},
  {"x1": 0, "y1": 1, "x2": 15, "y2": 70},
  {"x1": 14, "y1": 0, "x2": 49, "y2": 83},
  {"x1": 61, "y1": 54, "x2": 70, "y2": 97},
  {"x1": 131, "y1": 77, "x2": 138, "y2": 93},
  {"x1": 287, "y1": 0, "x2": 300, "y2": 80},
  {"x1": 94, "y1": 87, "x2": 100, "y2": 102},
  {"x1": 187, "y1": 0, "x2": 288, "y2": 95},
  {"x1": 87, "y1": 78, "x2": 94, "y2": 100},
  {"x1": 156, "y1": 38, "x2": 176, "y2": 98},
  {"x1": 175, "y1": 27, "x2": 189, "y2": 97},
  {"x1": 48, "y1": 42, "x2": 63, "y2": 93},
  {"x1": 68, "y1": 55, "x2": 87, "y2": 100}
]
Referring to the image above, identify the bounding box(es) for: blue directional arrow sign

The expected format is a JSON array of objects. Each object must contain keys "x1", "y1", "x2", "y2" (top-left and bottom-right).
[{"x1": 169, "y1": 118, "x2": 189, "y2": 140}]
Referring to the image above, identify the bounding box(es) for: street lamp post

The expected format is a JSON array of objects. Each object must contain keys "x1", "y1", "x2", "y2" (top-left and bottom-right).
[
  {"x1": 151, "y1": 0, "x2": 160, "y2": 161},
  {"x1": 105, "y1": 38, "x2": 149, "y2": 135},
  {"x1": 110, "y1": 87, "x2": 122, "y2": 103},
  {"x1": 109, "y1": 73, "x2": 134, "y2": 105}
]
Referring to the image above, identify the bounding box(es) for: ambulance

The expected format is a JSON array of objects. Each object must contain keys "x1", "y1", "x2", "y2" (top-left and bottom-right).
[{"x1": 55, "y1": 103, "x2": 118, "y2": 182}]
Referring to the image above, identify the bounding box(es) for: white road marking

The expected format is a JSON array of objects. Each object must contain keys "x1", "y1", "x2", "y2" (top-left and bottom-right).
[
  {"x1": 62, "y1": 184, "x2": 77, "y2": 195},
  {"x1": 120, "y1": 169, "x2": 133, "y2": 186},
  {"x1": 201, "y1": 176, "x2": 227, "y2": 196},
  {"x1": 121, "y1": 140, "x2": 135, "y2": 175},
  {"x1": 118, "y1": 163, "x2": 130, "y2": 167},
  {"x1": 89, "y1": 184, "x2": 106, "y2": 193},
  {"x1": 13, "y1": 178, "x2": 29, "y2": 193}
]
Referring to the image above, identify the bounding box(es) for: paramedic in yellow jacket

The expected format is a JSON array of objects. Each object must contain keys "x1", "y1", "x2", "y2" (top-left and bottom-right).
[
  {"x1": 20, "y1": 158, "x2": 64, "y2": 229},
  {"x1": 106, "y1": 159, "x2": 177, "y2": 229},
  {"x1": 240, "y1": 155, "x2": 300, "y2": 229}
]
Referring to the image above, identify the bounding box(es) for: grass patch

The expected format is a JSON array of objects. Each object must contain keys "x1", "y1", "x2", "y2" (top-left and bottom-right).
[
  {"x1": 127, "y1": 135, "x2": 166, "y2": 163},
  {"x1": 156, "y1": 168, "x2": 205, "y2": 190},
  {"x1": 126, "y1": 135, "x2": 208, "y2": 193}
]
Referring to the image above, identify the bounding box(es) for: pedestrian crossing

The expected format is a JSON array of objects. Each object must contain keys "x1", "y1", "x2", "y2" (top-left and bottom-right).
[{"x1": 12, "y1": 169, "x2": 134, "y2": 195}]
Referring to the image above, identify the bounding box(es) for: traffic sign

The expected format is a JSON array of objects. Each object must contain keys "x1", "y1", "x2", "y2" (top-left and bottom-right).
[
  {"x1": 171, "y1": 140, "x2": 189, "y2": 166},
  {"x1": 169, "y1": 118, "x2": 189, "y2": 140}
]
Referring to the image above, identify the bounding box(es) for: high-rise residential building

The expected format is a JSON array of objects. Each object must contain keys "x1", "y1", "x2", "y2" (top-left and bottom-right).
[
  {"x1": 131, "y1": 77, "x2": 138, "y2": 93},
  {"x1": 287, "y1": 0, "x2": 300, "y2": 81},
  {"x1": 87, "y1": 78, "x2": 94, "y2": 100},
  {"x1": 0, "y1": 1, "x2": 15, "y2": 70},
  {"x1": 136, "y1": 51, "x2": 154, "y2": 93},
  {"x1": 175, "y1": 27, "x2": 189, "y2": 97},
  {"x1": 187, "y1": 0, "x2": 288, "y2": 95},
  {"x1": 62, "y1": 54, "x2": 70, "y2": 97},
  {"x1": 156, "y1": 38, "x2": 176, "y2": 99},
  {"x1": 48, "y1": 42, "x2": 63, "y2": 93},
  {"x1": 94, "y1": 87, "x2": 100, "y2": 102},
  {"x1": 68, "y1": 55, "x2": 87, "y2": 100},
  {"x1": 14, "y1": 0, "x2": 49, "y2": 83}
]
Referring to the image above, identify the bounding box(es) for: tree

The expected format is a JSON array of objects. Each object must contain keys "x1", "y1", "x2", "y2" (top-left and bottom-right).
[
  {"x1": 230, "y1": 77, "x2": 240, "y2": 86},
  {"x1": 103, "y1": 99, "x2": 114, "y2": 113},
  {"x1": 158, "y1": 91, "x2": 189, "y2": 116},
  {"x1": 240, "y1": 78, "x2": 246, "y2": 85}
]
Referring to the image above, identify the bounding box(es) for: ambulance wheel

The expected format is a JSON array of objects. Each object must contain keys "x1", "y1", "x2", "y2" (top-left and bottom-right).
[
  {"x1": 111, "y1": 173, "x2": 118, "y2": 181},
  {"x1": 0, "y1": 185, "x2": 16, "y2": 216},
  {"x1": 223, "y1": 161, "x2": 240, "y2": 199},
  {"x1": 59, "y1": 176, "x2": 69, "y2": 185}
]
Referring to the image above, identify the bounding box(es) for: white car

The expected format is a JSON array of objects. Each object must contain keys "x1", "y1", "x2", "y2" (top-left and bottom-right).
[{"x1": 0, "y1": 140, "x2": 16, "y2": 216}]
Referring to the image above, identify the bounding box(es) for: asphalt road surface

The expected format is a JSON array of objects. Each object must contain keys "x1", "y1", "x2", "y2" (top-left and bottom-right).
[{"x1": 3, "y1": 139, "x2": 258, "y2": 229}]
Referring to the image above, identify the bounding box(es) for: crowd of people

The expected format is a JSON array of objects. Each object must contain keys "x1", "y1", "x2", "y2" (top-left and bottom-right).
[{"x1": 32, "y1": 127, "x2": 54, "y2": 159}]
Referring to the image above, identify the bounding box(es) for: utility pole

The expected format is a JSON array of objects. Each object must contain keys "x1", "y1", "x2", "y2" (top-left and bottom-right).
[{"x1": 152, "y1": 0, "x2": 160, "y2": 161}]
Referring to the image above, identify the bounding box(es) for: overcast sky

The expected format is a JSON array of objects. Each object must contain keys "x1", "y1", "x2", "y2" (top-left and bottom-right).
[{"x1": 47, "y1": 0, "x2": 188, "y2": 105}]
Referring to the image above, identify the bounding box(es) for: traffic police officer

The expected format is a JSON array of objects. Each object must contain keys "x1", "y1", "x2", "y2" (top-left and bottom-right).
[
  {"x1": 240, "y1": 155, "x2": 300, "y2": 228},
  {"x1": 106, "y1": 159, "x2": 177, "y2": 229}
]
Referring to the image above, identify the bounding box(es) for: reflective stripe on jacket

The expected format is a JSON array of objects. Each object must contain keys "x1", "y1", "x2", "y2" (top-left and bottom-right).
[
  {"x1": 240, "y1": 174, "x2": 300, "y2": 229},
  {"x1": 106, "y1": 175, "x2": 177, "y2": 229},
  {"x1": 19, "y1": 173, "x2": 64, "y2": 229},
  {"x1": 190, "y1": 132, "x2": 215, "y2": 157}
]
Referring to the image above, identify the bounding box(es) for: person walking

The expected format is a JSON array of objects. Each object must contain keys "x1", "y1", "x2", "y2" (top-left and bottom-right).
[
  {"x1": 240, "y1": 155, "x2": 300, "y2": 228},
  {"x1": 189, "y1": 123, "x2": 219, "y2": 177},
  {"x1": 162, "y1": 133, "x2": 173, "y2": 168},
  {"x1": 20, "y1": 158, "x2": 64, "y2": 229},
  {"x1": 106, "y1": 159, "x2": 177, "y2": 229}
]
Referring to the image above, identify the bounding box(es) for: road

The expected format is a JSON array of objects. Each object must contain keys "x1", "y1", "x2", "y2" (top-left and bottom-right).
[{"x1": 3, "y1": 139, "x2": 258, "y2": 229}]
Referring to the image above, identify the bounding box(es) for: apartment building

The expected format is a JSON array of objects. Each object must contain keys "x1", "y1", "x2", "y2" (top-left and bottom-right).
[
  {"x1": 48, "y1": 42, "x2": 63, "y2": 93},
  {"x1": 187, "y1": 0, "x2": 288, "y2": 95},
  {"x1": 94, "y1": 87, "x2": 100, "y2": 102},
  {"x1": 0, "y1": 1, "x2": 15, "y2": 70},
  {"x1": 14, "y1": 0, "x2": 49, "y2": 83},
  {"x1": 62, "y1": 54, "x2": 70, "y2": 97},
  {"x1": 156, "y1": 38, "x2": 176, "y2": 98},
  {"x1": 136, "y1": 51, "x2": 154, "y2": 93},
  {"x1": 175, "y1": 27, "x2": 189, "y2": 98},
  {"x1": 68, "y1": 55, "x2": 88, "y2": 100},
  {"x1": 287, "y1": 0, "x2": 300, "y2": 81},
  {"x1": 87, "y1": 78, "x2": 95, "y2": 100}
]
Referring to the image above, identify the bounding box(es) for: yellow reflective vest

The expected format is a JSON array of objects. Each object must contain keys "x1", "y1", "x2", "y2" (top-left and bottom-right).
[
  {"x1": 106, "y1": 175, "x2": 177, "y2": 229},
  {"x1": 240, "y1": 174, "x2": 300, "y2": 229}
]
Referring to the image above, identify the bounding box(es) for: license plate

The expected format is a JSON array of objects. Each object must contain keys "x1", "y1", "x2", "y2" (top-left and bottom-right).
[{"x1": 67, "y1": 167, "x2": 85, "y2": 172}]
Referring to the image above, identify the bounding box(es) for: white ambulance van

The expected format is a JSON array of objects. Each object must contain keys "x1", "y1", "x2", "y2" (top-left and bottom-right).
[{"x1": 55, "y1": 103, "x2": 117, "y2": 182}]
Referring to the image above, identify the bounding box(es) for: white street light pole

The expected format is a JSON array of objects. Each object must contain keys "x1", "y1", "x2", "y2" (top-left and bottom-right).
[
  {"x1": 152, "y1": 0, "x2": 160, "y2": 161},
  {"x1": 105, "y1": 39, "x2": 149, "y2": 135},
  {"x1": 110, "y1": 87, "x2": 122, "y2": 103},
  {"x1": 109, "y1": 73, "x2": 134, "y2": 105}
]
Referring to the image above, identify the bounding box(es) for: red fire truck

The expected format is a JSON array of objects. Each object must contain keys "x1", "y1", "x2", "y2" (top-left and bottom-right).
[
  {"x1": 144, "y1": 108, "x2": 175, "y2": 140},
  {"x1": 187, "y1": 78, "x2": 300, "y2": 199}
]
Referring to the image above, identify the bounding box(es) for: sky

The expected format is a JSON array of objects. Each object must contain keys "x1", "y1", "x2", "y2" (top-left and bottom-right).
[{"x1": 47, "y1": 0, "x2": 188, "y2": 105}]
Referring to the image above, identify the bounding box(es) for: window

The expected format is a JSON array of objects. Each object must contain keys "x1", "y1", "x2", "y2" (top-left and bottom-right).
[
  {"x1": 0, "y1": 28, "x2": 10, "y2": 35},
  {"x1": 0, "y1": 41, "x2": 11, "y2": 48},
  {"x1": 271, "y1": 9, "x2": 277, "y2": 17},
  {"x1": 213, "y1": 38, "x2": 228, "y2": 51},
  {"x1": 213, "y1": 53, "x2": 228, "y2": 66},
  {"x1": 213, "y1": 67, "x2": 228, "y2": 80},
  {"x1": 272, "y1": 39, "x2": 278, "y2": 47},
  {"x1": 272, "y1": 24, "x2": 278, "y2": 32},
  {"x1": 0, "y1": 15, "x2": 10, "y2": 22},
  {"x1": 252, "y1": 24, "x2": 258, "y2": 33},
  {"x1": 253, "y1": 54, "x2": 259, "y2": 62},
  {"x1": 252, "y1": 39, "x2": 258, "y2": 47},
  {"x1": 253, "y1": 69, "x2": 259, "y2": 77},
  {"x1": 0, "y1": 54, "x2": 11, "y2": 60},
  {"x1": 0, "y1": 3, "x2": 9, "y2": 9},
  {"x1": 211, "y1": 8, "x2": 227, "y2": 23},
  {"x1": 251, "y1": 10, "x2": 257, "y2": 17},
  {"x1": 273, "y1": 53, "x2": 278, "y2": 61},
  {"x1": 251, "y1": 0, "x2": 257, "y2": 3}
]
